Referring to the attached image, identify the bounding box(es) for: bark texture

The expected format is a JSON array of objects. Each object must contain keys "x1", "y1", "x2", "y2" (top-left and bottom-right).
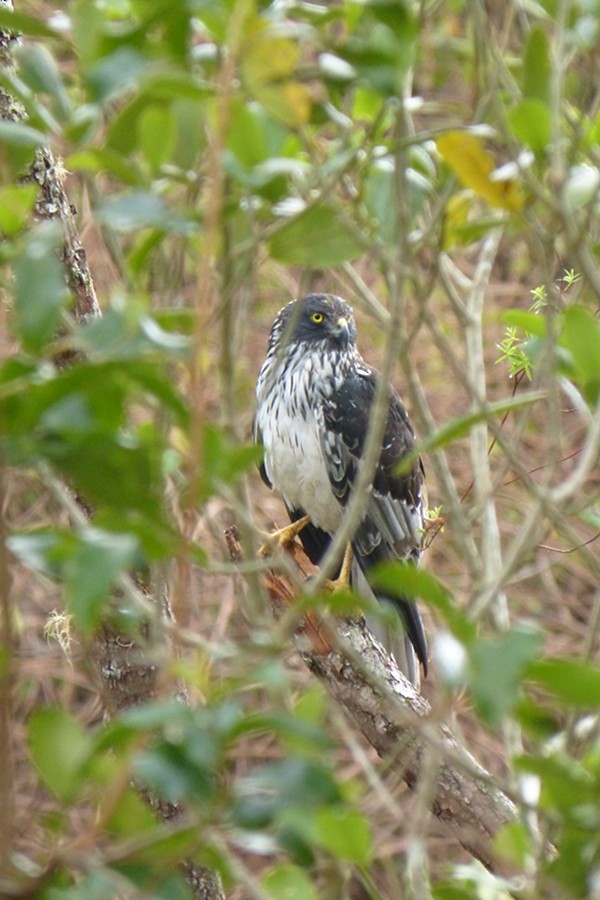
[{"x1": 227, "y1": 528, "x2": 518, "y2": 874}]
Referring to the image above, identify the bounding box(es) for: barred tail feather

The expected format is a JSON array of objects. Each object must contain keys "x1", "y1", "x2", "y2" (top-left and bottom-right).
[{"x1": 381, "y1": 592, "x2": 428, "y2": 678}]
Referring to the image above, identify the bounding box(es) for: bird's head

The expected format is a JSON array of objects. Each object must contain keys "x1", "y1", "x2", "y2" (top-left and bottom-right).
[{"x1": 270, "y1": 294, "x2": 357, "y2": 352}]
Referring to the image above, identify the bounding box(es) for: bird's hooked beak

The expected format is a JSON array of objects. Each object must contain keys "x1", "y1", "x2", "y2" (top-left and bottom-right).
[{"x1": 333, "y1": 316, "x2": 350, "y2": 345}]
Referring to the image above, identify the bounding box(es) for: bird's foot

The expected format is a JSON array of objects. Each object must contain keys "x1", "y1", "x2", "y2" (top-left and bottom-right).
[
  {"x1": 258, "y1": 514, "x2": 311, "y2": 558},
  {"x1": 322, "y1": 543, "x2": 353, "y2": 593}
]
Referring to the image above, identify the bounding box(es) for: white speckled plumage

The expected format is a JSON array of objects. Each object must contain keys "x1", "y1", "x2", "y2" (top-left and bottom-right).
[
  {"x1": 256, "y1": 343, "x2": 350, "y2": 534},
  {"x1": 254, "y1": 293, "x2": 428, "y2": 683}
]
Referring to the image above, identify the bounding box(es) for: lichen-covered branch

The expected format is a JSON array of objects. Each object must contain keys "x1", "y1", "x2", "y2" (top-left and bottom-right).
[
  {"x1": 227, "y1": 528, "x2": 518, "y2": 874},
  {"x1": 26, "y1": 148, "x2": 101, "y2": 323},
  {"x1": 305, "y1": 620, "x2": 517, "y2": 871}
]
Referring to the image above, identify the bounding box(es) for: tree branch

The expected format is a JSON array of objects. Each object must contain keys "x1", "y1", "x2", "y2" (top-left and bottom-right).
[
  {"x1": 228, "y1": 528, "x2": 519, "y2": 874},
  {"x1": 26, "y1": 148, "x2": 101, "y2": 323}
]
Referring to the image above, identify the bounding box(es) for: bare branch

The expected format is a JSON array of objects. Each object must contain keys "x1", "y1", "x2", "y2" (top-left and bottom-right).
[{"x1": 26, "y1": 148, "x2": 101, "y2": 323}]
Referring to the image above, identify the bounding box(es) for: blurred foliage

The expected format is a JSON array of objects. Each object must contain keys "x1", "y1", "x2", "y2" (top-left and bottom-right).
[{"x1": 0, "y1": 0, "x2": 600, "y2": 897}]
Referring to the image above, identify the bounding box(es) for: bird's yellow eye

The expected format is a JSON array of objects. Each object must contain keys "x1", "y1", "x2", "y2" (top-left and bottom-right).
[{"x1": 311, "y1": 312, "x2": 324, "y2": 324}]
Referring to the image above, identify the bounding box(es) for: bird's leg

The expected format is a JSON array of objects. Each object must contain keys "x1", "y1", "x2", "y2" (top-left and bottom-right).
[
  {"x1": 324, "y1": 543, "x2": 353, "y2": 592},
  {"x1": 258, "y1": 514, "x2": 311, "y2": 557}
]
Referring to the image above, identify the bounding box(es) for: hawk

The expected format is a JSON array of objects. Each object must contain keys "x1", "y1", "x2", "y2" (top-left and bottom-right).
[{"x1": 254, "y1": 293, "x2": 427, "y2": 683}]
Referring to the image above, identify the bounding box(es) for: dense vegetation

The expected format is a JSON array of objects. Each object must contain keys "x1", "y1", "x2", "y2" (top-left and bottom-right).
[{"x1": 1, "y1": 1, "x2": 600, "y2": 897}]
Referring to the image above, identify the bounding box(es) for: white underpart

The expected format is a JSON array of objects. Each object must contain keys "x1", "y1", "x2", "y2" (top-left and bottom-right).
[{"x1": 255, "y1": 346, "x2": 344, "y2": 533}]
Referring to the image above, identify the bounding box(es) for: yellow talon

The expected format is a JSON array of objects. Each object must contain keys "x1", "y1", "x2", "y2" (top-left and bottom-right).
[
  {"x1": 323, "y1": 543, "x2": 353, "y2": 592},
  {"x1": 258, "y1": 514, "x2": 311, "y2": 557}
]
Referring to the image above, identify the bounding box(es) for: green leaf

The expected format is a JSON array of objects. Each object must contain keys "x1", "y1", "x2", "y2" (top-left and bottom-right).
[
  {"x1": 119, "y1": 870, "x2": 194, "y2": 900},
  {"x1": 15, "y1": 42, "x2": 71, "y2": 120},
  {"x1": 234, "y1": 758, "x2": 341, "y2": 830},
  {"x1": 28, "y1": 707, "x2": 93, "y2": 801},
  {"x1": 546, "y1": 829, "x2": 596, "y2": 899},
  {"x1": 67, "y1": 149, "x2": 144, "y2": 187},
  {"x1": 106, "y1": 787, "x2": 157, "y2": 839},
  {"x1": 262, "y1": 865, "x2": 317, "y2": 900},
  {"x1": 269, "y1": 204, "x2": 363, "y2": 266},
  {"x1": 13, "y1": 225, "x2": 70, "y2": 352},
  {"x1": 369, "y1": 0, "x2": 417, "y2": 41},
  {"x1": 507, "y1": 99, "x2": 551, "y2": 151},
  {"x1": 365, "y1": 162, "x2": 432, "y2": 244},
  {"x1": 105, "y1": 73, "x2": 208, "y2": 157},
  {"x1": 96, "y1": 191, "x2": 175, "y2": 232},
  {"x1": 516, "y1": 752, "x2": 595, "y2": 813},
  {"x1": 0, "y1": 119, "x2": 46, "y2": 176},
  {"x1": 293, "y1": 686, "x2": 328, "y2": 726},
  {"x1": 78, "y1": 307, "x2": 189, "y2": 367},
  {"x1": 351, "y1": 86, "x2": 385, "y2": 122},
  {"x1": 114, "y1": 698, "x2": 191, "y2": 734},
  {"x1": 527, "y1": 658, "x2": 600, "y2": 707},
  {"x1": 70, "y1": 0, "x2": 104, "y2": 66},
  {"x1": 469, "y1": 626, "x2": 542, "y2": 725},
  {"x1": 442, "y1": 202, "x2": 506, "y2": 250},
  {"x1": 119, "y1": 827, "x2": 199, "y2": 870},
  {"x1": 86, "y1": 47, "x2": 150, "y2": 103},
  {"x1": 139, "y1": 316, "x2": 190, "y2": 354},
  {"x1": 138, "y1": 104, "x2": 176, "y2": 173},
  {"x1": 313, "y1": 584, "x2": 368, "y2": 616},
  {"x1": 0, "y1": 8, "x2": 61, "y2": 38},
  {"x1": 134, "y1": 742, "x2": 217, "y2": 804},
  {"x1": 251, "y1": 711, "x2": 332, "y2": 756},
  {"x1": 319, "y1": 51, "x2": 357, "y2": 83},
  {"x1": 64, "y1": 527, "x2": 140, "y2": 633},
  {"x1": 493, "y1": 821, "x2": 534, "y2": 869},
  {"x1": 396, "y1": 392, "x2": 545, "y2": 475},
  {"x1": 523, "y1": 26, "x2": 552, "y2": 105},
  {"x1": 560, "y1": 306, "x2": 600, "y2": 387},
  {"x1": 342, "y1": 4, "x2": 417, "y2": 95},
  {"x1": 9, "y1": 526, "x2": 142, "y2": 633},
  {"x1": 226, "y1": 98, "x2": 270, "y2": 170},
  {"x1": 171, "y1": 96, "x2": 206, "y2": 170},
  {"x1": 516, "y1": 696, "x2": 560, "y2": 739},
  {"x1": 314, "y1": 807, "x2": 373, "y2": 865},
  {"x1": 502, "y1": 310, "x2": 547, "y2": 337},
  {"x1": 0, "y1": 119, "x2": 47, "y2": 147},
  {"x1": 0, "y1": 184, "x2": 38, "y2": 237},
  {"x1": 7, "y1": 530, "x2": 63, "y2": 577},
  {"x1": 41, "y1": 869, "x2": 124, "y2": 899},
  {"x1": 46, "y1": 433, "x2": 163, "y2": 517},
  {"x1": 432, "y1": 884, "x2": 478, "y2": 899},
  {"x1": 371, "y1": 561, "x2": 473, "y2": 641},
  {"x1": 201, "y1": 424, "x2": 263, "y2": 501}
]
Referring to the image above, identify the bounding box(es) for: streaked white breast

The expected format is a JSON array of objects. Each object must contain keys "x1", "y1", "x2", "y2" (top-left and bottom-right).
[{"x1": 255, "y1": 351, "x2": 343, "y2": 534}]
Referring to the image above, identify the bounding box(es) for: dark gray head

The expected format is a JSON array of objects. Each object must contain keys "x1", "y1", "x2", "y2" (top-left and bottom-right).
[{"x1": 269, "y1": 293, "x2": 357, "y2": 353}]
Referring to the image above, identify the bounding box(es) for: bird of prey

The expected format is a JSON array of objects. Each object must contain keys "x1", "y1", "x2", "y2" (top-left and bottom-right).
[{"x1": 254, "y1": 293, "x2": 427, "y2": 684}]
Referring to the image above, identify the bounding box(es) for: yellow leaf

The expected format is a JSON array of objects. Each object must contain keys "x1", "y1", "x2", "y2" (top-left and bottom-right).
[
  {"x1": 442, "y1": 189, "x2": 471, "y2": 250},
  {"x1": 242, "y1": 20, "x2": 299, "y2": 81},
  {"x1": 241, "y1": 19, "x2": 311, "y2": 126},
  {"x1": 253, "y1": 82, "x2": 311, "y2": 128},
  {"x1": 437, "y1": 131, "x2": 524, "y2": 213}
]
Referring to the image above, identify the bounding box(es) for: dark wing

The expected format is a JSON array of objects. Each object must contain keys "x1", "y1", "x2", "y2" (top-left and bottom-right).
[{"x1": 320, "y1": 364, "x2": 428, "y2": 673}]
